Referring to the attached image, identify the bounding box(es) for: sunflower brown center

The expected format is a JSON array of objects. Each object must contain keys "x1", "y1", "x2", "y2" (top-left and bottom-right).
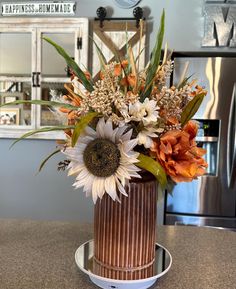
[{"x1": 83, "y1": 138, "x2": 121, "y2": 177}]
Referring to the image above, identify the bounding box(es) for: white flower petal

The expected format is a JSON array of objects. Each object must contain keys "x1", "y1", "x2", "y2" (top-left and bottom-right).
[
  {"x1": 105, "y1": 176, "x2": 117, "y2": 200},
  {"x1": 84, "y1": 126, "x2": 96, "y2": 137},
  {"x1": 121, "y1": 129, "x2": 133, "y2": 142},
  {"x1": 116, "y1": 169, "x2": 126, "y2": 186},
  {"x1": 96, "y1": 117, "x2": 105, "y2": 138},
  {"x1": 92, "y1": 179, "x2": 99, "y2": 203},
  {"x1": 66, "y1": 153, "x2": 83, "y2": 163},
  {"x1": 104, "y1": 119, "x2": 113, "y2": 139},
  {"x1": 83, "y1": 175, "x2": 94, "y2": 193},
  {"x1": 139, "y1": 98, "x2": 159, "y2": 125},
  {"x1": 148, "y1": 132, "x2": 158, "y2": 138},
  {"x1": 79, "y1": 135, "x2": 95, "y2": 144},
  {"x1": 122, "y1": 138, "x2": 138, "y2": 152},
  {"x1": 75, "y1": 143, "x2": 87, "y2": 152},
  {"x1": 116, "y1": 166, "x2": 131, "y2": 180},
  {"x1": 138, "y1": 132, "x2": 147, "y2": 145},
  {"x1": 68, "y1": 164, "x2": 85, "y2": 176},
  {"x1": 96, "y1": 178, "x2": 105, "y2": 199},
  {"x1": 115, "y1": 177, "x2": 128, "y2": 197},
  {"x1": 74, "y1": 175, "x2": 90, "y2": 187},
  {"x1": 76, "y1": 167, "x2": 91, "y2": 180},
  {"x1": 119, "y1": 146, "x2": 139, "y2": 163},
  {"x1": 144, "y1": 137, "x2": 154, "y2": 148},
  {"x1": 111, "y1": 127, "x2": 119, "y2": 143},
  {"x1": 125, "y1": 164, "x2": 141, "y2": 172},
  {"x1": 115, "y1": 126, "x2": 127, "y2": 142},
  {"x1": 128, "y1": 171, "x2": 141, "y2": 178}
]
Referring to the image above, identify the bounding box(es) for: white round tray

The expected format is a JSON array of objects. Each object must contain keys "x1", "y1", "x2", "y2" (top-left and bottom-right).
[{"x1": 75, "y1": 240, "x2": 172, "y2": 289}]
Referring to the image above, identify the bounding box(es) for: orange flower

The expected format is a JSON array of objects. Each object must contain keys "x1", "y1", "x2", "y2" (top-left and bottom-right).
[
  {"x1": 139, "y1": 83, "x2": 145, "y2": 91},
  {"x1": 166, "y1": 116, "x2": 179, "y2": 126},
  {"x1": 151, "y1": 86, "x2": 159, "y2": 95},
  {"x1": 127, "y1": 74, "x2": 136, "y2": 87},
  {"x1": 114, "y1": 63, "x2": 122, "y2": 76},
  {"x1": 120, "y1": 75, "x2": 137, "y2": 87},
  {"x1": 57, "y1": 83, "x2": 81, "y2": 129},
  {"x1": 158, "y1": 109, "x2": 180, "y2": 126},
  {"x1": 120, "y1": 76, "x2": 129, "y2": 87},
  {"x1": 151, "y1": 121, "x2": 208, "y2": 182},
  {"x1": 113, "y1": 60, "x2": 129, "y2": 76},
  {"x1": 70, "y1": 70, "x2": 91, "y2": 81},
  {"x1": 121, "y1": 59, "x2": 129, "y2": 69},
  {"x1": 99, "y1": 71, "x2": 104, "y2": 79},
  {"x1": 190, "y1": 85, "x2": 207, "y2": 98},
  {"x1": 84, "y1": 70, "x2": 91, "y2": 80}
]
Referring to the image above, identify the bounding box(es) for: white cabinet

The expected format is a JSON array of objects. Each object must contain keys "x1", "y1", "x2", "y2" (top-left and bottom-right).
[{"x1": 0, "y1": 18, "x2": 88, "y2": 139}]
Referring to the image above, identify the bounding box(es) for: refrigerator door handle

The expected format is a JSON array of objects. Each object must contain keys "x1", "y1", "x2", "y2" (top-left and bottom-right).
[{"x1": 227, "y1": 84, "x2": 236, "y2": 188}]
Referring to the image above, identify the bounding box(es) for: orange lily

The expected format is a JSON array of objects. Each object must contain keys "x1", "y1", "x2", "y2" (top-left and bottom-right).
[{"x1": 151, "y1": 121, "x2": 208, "y2": 182}]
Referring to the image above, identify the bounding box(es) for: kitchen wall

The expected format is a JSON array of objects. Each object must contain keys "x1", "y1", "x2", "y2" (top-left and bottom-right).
[{"x1": 1, "y1": 0, "x2": 235, "y2": 222}]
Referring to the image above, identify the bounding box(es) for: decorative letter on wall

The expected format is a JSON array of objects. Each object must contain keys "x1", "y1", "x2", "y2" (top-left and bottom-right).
[{"x1": 202, "y1": 1, "x2": 236, "y2": 47}]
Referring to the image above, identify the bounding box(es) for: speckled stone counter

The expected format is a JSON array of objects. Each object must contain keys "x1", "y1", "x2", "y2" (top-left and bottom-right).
[{"x1": 0, "y1": 219, "x2": 235, "y2": 289}]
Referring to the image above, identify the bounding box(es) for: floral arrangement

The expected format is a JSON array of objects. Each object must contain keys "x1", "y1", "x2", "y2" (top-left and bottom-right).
[{"x1": 1, "y1": 11, "x2": 208, "y2": 203}]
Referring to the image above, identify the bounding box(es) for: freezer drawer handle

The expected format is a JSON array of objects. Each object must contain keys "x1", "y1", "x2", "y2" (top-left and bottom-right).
[{"x1": 227, "y1": 84, "x2": 236, "y2": 188}]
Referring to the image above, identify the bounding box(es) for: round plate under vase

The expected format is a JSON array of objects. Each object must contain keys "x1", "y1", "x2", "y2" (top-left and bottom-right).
[{"x1": 75, "y1": 240, "x2": 172, "y2": 289}]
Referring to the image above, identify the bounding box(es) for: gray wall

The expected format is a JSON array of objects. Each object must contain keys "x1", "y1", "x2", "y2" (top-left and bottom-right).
[{"x1": 1, "y1": 0, "x2": 235, "y2": 222}]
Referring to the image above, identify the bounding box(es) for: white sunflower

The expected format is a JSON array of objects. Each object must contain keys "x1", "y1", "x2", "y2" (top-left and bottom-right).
[{"x1": 63, "y1": 117, "x2": 141, "y2": 203}]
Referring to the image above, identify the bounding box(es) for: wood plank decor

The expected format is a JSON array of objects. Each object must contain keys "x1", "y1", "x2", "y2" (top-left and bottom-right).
[
  {"x1": 92, "y1": 21, "x2": 146, "y2": 81},
  {"x1": 94, "y1": 173, "x2": 158, "y2": 280}
]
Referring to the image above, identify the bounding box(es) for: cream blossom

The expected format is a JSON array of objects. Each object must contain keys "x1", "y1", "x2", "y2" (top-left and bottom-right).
[
  {"x1": 128, "y1": 98, "x2": 159, "y2": 125},
  {"x1": 128, "y1": 101, "x2": 143, "y2": 121},
  {"x1": 141, "y1": 98, "x2": 159, "y2": 125},
  {"x1": 137, "y1": 127, "x2": 159, "y2": 148},
  {"x1": 62, "y1": 118, "x2": 141, "y2": 203}
]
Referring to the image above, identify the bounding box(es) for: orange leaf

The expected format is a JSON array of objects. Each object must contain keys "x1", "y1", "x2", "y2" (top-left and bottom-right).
[{"x1": 59, "y1": 107, "x2": 70, "y2": 113}]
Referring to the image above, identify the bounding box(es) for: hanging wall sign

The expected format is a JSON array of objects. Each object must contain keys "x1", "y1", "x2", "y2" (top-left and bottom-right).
[
  {"x1": 202, "y1": 0, "x2": 236, "y2": 47},
  {"x1": 1, "y1": 2, "x2": 76, "y2": 16}
]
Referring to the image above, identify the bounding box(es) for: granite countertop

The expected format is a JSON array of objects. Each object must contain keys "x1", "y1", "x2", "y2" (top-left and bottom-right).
[{"x1": 0, "y1": 219, "x2": 235, "y2": 289}]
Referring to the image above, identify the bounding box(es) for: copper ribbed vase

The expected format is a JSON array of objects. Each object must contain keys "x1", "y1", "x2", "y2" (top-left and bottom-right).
[{"x1": 93, "y1": 173, "x2": 158, "y2": 280}]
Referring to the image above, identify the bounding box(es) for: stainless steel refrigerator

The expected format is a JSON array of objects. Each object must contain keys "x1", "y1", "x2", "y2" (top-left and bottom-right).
[{"x1": 164, "y1": 53, "x2": 236, "y2": 229}]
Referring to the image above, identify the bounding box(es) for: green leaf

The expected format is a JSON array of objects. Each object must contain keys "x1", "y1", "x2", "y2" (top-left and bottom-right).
[
  {"x1": 71, "y1": 112, "x2": 98, "y2": 147},
  {"x1": 91, "y1": 37, "x2": 107, "y2": 69},
  {"x1": 181, "y1": 93, "x2": 205, "y2": 126},
  {"x1": 140, "y1": 10, "x2": 165, "y2": 102},
  {"x1": 38, "y1": 149, "x2": 61, "y2": 172},
  {"x1": 135, "y1": 46, "x2": 146, "y2": 64},
  {"x1": 10, "y1": 125, "x2": 74, "y2": 148},
  {"x1": 178, "y1": 74, "x2": 194, "y2": 89},
  {"x1": 43, "y1": 37, "x2": 94, "y2": 92},
  {"x1": 0, "y1": 99, "x2": 77, "y2": 110},
  {"x1": 137, "y1": 153, "x2": 167, "y2": 189}
]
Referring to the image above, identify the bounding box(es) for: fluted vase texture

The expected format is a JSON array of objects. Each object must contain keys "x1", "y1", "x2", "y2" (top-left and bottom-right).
[{"x1": 94, "y1": 173, "x2": 158, "y2": 280}]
